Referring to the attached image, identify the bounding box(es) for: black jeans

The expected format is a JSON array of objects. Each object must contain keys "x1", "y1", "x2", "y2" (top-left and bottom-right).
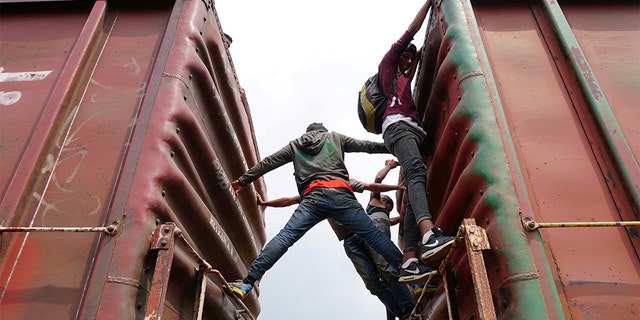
[{"x1": 383, "y1": 121, "x2": 432, "y2": 252}]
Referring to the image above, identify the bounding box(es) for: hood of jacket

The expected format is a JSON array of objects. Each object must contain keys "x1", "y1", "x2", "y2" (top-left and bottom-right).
[{"x1": 293, "y1": 130, "x2": 328, "y2": 155}]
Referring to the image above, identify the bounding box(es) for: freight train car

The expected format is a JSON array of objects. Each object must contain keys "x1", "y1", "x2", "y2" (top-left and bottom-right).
[
  {"x1": 1, "y1": 0, "x2": 639, "y2": 319},
  {"x1": 0, "y1": 0, "x2": 265, "y2": 319},
  {"x1": 410, "y1": 0, "x2": 639, "y2": 319}
]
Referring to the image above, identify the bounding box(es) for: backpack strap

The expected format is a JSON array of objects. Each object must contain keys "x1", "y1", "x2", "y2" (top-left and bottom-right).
[{"x1": 387, "y1": 71, "x2": 400, "y2": 107}]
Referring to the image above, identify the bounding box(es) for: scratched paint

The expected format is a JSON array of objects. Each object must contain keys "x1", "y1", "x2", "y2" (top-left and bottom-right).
[{"x1": 0, "y1": 1, "x2": 265, "y2": 319}]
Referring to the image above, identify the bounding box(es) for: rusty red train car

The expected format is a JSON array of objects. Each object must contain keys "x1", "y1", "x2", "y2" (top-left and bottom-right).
[
  {"x1": 1, "y1": 0, "x2": 638, "y2": 319},
  {"x1": 1, "y1": 0, "x2": 265, "y2": 319},
  {"x1": 412, "y1": 0, "x2": 639, "y2": 319}
]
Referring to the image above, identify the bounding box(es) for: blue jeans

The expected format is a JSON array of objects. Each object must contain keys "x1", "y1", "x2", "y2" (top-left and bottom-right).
[
  {"x1": 343, "y1": 234, "x2": 415, "y2": 318},
  {"x1": 247, "y1": 187, "x2": 403, "y2": 282},
  {"x1": 383, "y1": 121, "x2": 432, "y2": 252}
]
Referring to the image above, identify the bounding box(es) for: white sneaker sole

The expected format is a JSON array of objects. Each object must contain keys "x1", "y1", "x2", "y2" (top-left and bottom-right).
[
  {"x1": 421, "y1": 239, "x2": 455, "y2": 262},
  {"x1": 398, "y1": 271, "x2": 437, "y2": 284}
]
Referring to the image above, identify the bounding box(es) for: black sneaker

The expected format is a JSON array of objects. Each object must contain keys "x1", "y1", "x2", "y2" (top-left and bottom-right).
[
  {"x1": 398, "y1": 260, "x2": 437, "y2": 284},
  {"x1": 420, "y1": 227, "x2": 455, "y2": 262}
]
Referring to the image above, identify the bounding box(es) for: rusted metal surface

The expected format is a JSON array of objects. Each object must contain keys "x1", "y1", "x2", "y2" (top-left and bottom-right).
[
  {"x1": 461, "y1": 219, "x2": 495, "y2": 320},
  {"x1": 145, "y1": 223, "x2": 178, "y2": 320},
  {"x1": 0, "y1": 220, "x2": 120, "y2": 235},
  {"x1": 414, "y1": 0, "x2": 639, "y2": 319},
  {"x1": 409, "y1": 219, "x2": 494, "y2": 320},
  {"x1": 526, "y1": 220, "x2": 640, "y2": 231},
  {"x1": 0, "y1": 0, "x2": 265, "y2": 319}
]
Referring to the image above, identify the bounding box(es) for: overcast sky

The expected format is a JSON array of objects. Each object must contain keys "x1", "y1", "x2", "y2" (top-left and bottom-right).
[{"x1": 215, "y1": 1, "x2": 428, "y2": 319}]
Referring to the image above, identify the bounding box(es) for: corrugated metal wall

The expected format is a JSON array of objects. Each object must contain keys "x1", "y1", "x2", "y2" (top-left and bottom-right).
[
  {"x1": 416, "y1": 0, "x2": 638, "y2": 319},
  {"x1": 0, "y1": 0, "x2": 265, "y2": 319}
]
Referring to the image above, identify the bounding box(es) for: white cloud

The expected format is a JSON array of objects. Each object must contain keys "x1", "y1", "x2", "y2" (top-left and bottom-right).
[{"x1": 215, "y1": 1, "x2": 428, "y2": 319}]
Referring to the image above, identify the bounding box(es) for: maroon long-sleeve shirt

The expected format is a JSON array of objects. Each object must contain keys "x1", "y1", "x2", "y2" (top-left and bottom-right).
[{"x1": 378, "y1": 30, "x2": 420, "y2": 126}]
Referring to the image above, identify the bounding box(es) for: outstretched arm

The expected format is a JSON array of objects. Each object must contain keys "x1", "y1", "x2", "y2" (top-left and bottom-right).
[
  {"x1": 256, "y1": 192, "x2": 299, "y2": 208},
  {"x1": 363, "y1": 182, "x2": 404, "y2": 193},
  {"x1": 371, "y1": 159, "x2": 400, "y2": 201},
  {"x1": 407, "y1": 0, "x2": 433, "y2": 36},
  {"x1": 375, "y1": 159, "x2": 400, "y2": 183}
]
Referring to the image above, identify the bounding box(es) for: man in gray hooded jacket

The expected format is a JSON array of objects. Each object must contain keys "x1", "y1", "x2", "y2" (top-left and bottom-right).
[{"x1": 228, "y1": 123, "x2": 432, "y2": 300}]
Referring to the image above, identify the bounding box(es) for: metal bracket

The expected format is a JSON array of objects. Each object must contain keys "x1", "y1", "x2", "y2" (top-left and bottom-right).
[{"x1": 145, "y1": 223, "x2": 178, "y2": 320}]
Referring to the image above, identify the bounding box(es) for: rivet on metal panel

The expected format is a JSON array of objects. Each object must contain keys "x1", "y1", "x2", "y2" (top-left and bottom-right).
[{"x1": 150, "y1": 223, "x2": 177, "y2": 250}]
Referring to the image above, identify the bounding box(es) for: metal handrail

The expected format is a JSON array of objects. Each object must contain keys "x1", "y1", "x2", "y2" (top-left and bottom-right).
[
  {"x1": 525, "y1": 220, "x2": 640, "y2": 231},
  {"x1": 0, "y1": 220, "x2": 119, "y2": 236}
]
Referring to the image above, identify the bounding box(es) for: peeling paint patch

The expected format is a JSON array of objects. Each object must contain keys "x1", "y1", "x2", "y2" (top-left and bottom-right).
[{"x1": 570, "y1": 47, "x2": 602, "y2": 100}]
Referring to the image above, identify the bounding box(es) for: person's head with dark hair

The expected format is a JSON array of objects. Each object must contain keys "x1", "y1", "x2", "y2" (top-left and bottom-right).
[
  {"x1": 381, "y1": 194, "x2": 394, "y2": 211},
  {"x1": 399, "y1": 42, "x2": 418, "y2": 73},
  {"x1": 306, "y1": 122, "x2": 328, "y2": 133},
  {"x1": 405, "y1": 43, "x2": 417, "y2": 57}
]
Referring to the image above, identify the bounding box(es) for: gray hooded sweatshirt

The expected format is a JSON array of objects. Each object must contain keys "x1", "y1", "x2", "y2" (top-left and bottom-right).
[{"x1": 237, "y1": 130, "x2": 388, "y2": 195}]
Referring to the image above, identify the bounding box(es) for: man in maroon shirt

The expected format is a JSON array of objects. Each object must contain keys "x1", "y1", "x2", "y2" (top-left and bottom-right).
[{"x1": 377, "y1": 0, "x2": 455, "y2": 284}]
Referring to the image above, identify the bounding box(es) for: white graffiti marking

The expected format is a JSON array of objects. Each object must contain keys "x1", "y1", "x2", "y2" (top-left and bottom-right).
[
  {"x1": 0, "y1": 67, "x2": 52, "y2": 106},
  {"x1": 0, "y1": 67, "x2": 51, "y2": 82},
  {"x1": 0, "y1": 91, "x2": 21, "y2": 106}
]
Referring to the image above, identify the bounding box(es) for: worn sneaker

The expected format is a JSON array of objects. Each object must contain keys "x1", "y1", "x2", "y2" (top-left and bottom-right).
[
  {"x1": 420, "y1": 227, "x2": 455, "y2": 262},
  {"x1": 228, "y1": 280, "x2": 253, "y2": 300},
  {"x1": 399, "y1": 260, "x2": 437, "y2": 284}
]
